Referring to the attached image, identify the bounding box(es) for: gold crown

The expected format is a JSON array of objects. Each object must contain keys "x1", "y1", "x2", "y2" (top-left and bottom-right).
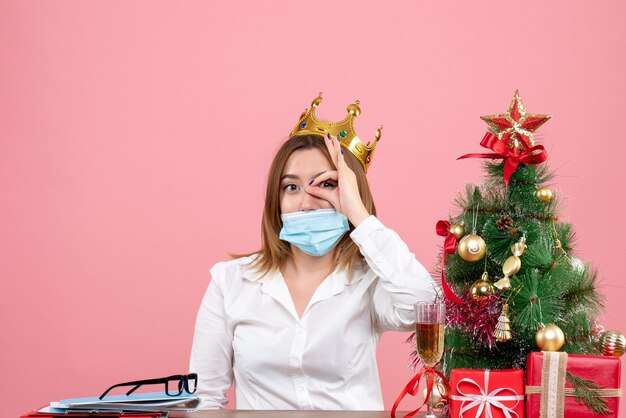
[{"x1": 290, "y1": 93, "x2": 382, "y2": 173}]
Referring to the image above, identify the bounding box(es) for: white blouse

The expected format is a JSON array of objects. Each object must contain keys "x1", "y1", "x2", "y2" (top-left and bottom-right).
[{"x1": 189, "y1": 215, "x2": 436, "y2": 410}]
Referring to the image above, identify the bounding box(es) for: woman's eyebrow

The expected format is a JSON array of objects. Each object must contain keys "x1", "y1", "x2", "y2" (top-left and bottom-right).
[{"x1": 281, "y1": 171, "x2": 327, "y2": 181}]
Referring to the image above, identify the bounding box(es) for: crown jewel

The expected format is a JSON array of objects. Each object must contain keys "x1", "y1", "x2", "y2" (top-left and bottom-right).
[{"x1": 290, "y1": 93, "x2": 382, "y2": 173}]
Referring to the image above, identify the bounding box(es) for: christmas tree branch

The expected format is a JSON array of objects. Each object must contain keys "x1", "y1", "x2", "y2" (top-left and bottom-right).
[
  {"x1": 562, "y1": 268, "x2": 604, "y2": 315},
  {"x1": 566, "y1": 372, "x2": 613, "y2": 415}
]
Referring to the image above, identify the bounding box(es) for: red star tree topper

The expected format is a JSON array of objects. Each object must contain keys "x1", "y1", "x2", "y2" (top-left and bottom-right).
[{"x1": 480, "y1": 90, "x2": 551, "y2": 151}]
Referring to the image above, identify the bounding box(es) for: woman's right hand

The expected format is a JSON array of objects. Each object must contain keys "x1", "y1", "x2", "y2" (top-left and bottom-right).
[{"x1": 304, "y1": 134, "x2": 370, "y2": 227}]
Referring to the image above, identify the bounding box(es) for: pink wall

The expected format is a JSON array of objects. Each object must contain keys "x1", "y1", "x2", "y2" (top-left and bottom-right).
[{"x1": 1, "y1": 1, "x2": 625, "y2": 416}]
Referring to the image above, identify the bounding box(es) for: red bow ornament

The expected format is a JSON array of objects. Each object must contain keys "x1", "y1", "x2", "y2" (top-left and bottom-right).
[
  {"x1": 458, "y1": 133, "x2": 548, "y2": 186},
  {"x1": 436, "y1": 220, "x2": 464, "y2": 304},
  {"x1": 391, "y1": 366, "x2": 451, "y2": 418}
]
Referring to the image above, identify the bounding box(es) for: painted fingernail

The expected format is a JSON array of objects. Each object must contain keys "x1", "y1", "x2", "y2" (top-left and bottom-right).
[
  {"x1": 326, "y1": 133, "x2": 331, "y2": 139},
  {"x1": 336, "y1": 135, "x2": 341, "y2": 142},
  {"x1": 341, "y1": 148, "x2": 344, "y2": 154}
]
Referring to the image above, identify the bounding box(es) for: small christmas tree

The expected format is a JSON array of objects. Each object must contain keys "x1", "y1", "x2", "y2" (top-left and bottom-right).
[
  {"x1": 399, "y1": 91, "x2": 624, "y2": 418},
  {"x1": 429, "y1": 91, "x2": 606, "y2": 372}
]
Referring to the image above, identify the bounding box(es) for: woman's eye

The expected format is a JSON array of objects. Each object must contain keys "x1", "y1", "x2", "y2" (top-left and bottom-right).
[
  {"x1": 320, "y1": 181, "x2": 337, "y2": 188},
  {"x1": 283, "y1": 184, "x2": 300, "y2": 192}
]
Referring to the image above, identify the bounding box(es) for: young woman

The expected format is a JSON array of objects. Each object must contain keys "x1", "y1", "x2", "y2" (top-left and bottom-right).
[{"x1": 189, "y1": 96, "x2": 437, "y2": 410}]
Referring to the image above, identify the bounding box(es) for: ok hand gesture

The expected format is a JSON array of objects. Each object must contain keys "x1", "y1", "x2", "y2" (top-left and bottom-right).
[{"x1": 304, "y1": 134, "x2": 371, "y2": 227}]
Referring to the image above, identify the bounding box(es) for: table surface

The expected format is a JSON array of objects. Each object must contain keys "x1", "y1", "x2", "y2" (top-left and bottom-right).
[{"x1": 170, "y1": 411, "x2": 426, "y2": 418}]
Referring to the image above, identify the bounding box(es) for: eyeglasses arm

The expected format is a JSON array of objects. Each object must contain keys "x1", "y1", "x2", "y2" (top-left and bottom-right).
[{"x1": 99, "y1": 374, "x2": 197, "y2": 400}]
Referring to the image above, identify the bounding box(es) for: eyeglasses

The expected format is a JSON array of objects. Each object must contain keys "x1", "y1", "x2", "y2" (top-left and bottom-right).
[{"x1": 99, "y1": 373, "x2": 198, "y2": 400}]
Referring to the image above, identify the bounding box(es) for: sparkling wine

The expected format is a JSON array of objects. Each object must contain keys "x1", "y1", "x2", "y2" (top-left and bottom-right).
[{"x1": 415, "y1": 322, "x2": 444, "y2": 367}]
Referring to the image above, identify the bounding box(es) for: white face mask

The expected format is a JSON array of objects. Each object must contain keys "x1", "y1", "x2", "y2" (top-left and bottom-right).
[{"x1": 279, "y1": 208, "x2": 350, "y2": 256}]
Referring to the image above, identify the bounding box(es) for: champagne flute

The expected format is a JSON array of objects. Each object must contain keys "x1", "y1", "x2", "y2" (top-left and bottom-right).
[{"x1": 415, "y1": 301, "x2": 445, "y2": 418}]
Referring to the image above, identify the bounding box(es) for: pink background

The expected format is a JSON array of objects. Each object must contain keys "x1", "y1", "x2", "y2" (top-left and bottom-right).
[{"x1": 1, "y1": 1, "x2": 625, "y2": 416}]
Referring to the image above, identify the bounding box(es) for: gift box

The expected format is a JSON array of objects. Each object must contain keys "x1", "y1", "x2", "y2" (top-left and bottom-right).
[
  {"x1": 449, "y1": 368, "x2": 525, "y2": 418},
  {"x1": 526, "y1": 351, "x2": 621, "y2": 418}
]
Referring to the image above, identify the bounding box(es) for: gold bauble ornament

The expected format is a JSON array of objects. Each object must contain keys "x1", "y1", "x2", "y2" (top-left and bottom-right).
[
  {"x1": 470, "y1": 272, "x2": 495, "y2": 301},
  {"x1": 449, "y1": 223, "x2": 465, "y2": 240},
  {"x1": 599, "y1": 330, "x2": 626, "y2": 358},
  {"x1": 421, "y1": 379, "x2": 449, "y2": 410},
  {"x1": 457, "y1": 233, "x2": 486, "y2": 262},
  {"x1": 536, "y1": 324, "x2": 565, "y2": 351},
  {"x1": 536, "y1": 186, "x2": 553, "y2": 202},
  {"x1": 493, "y1": 303, "x2": 513, "y2": 343}
]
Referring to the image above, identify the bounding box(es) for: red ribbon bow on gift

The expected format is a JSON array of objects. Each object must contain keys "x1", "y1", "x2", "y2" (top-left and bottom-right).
[
  {"x1": 391, "y1": 367, "x2": 451, "y2": 418},
  {"x1": 458, "y1": 132, "x2": 548, "y2": 186},
  {"x1": 436, "y1": 220, "x2": 464, "y2": 304},
  {"x1": 450, "y1": 370, "x2": 525, "y2": 418}
]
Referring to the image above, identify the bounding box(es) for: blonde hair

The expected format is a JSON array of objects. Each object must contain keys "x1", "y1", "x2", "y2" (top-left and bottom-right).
[{"x1": 232, "y1": 134, "x2": 377, "y2": 279}]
